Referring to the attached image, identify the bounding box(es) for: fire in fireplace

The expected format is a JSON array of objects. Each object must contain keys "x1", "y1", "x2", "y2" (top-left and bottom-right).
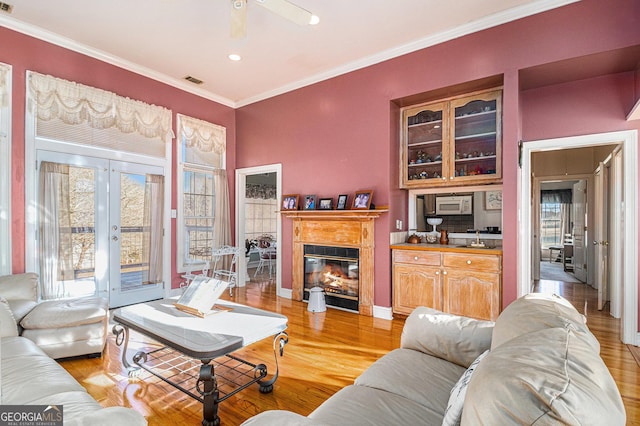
[{"x1": 303, "y1": 245, "x2": 359, "y2": 312}]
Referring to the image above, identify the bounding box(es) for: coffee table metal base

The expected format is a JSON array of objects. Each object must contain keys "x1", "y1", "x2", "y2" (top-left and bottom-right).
[{"x1": 113, "y1": 325, "x2": 288, "y2": 426}]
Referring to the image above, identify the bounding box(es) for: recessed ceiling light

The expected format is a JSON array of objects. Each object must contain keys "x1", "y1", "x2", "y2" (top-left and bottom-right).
[{"x1": 228, "y1": 54, "x2": 242, "y2": 61}]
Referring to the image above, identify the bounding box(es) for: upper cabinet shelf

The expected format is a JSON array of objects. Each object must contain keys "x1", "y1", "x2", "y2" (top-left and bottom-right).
[{"x1": 400, "y1": 89, "x2": 502, "y2": 188}]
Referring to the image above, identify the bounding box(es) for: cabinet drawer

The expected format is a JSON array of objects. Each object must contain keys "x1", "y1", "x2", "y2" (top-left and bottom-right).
[
  {"x1": 442, "y1": 253, "x2": 500, "y2": 272},
  {"x1": 393, "y1": 250, "x2": 441, "y2": 266}
]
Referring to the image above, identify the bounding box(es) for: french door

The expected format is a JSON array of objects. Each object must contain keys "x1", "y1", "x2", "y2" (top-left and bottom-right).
[{"x1": 37, "y1": 151, "x2": 165, "y2": 308}]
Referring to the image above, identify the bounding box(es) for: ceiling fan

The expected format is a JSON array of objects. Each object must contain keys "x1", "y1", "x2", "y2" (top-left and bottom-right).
[{"x1": 230, "y1": 0, "x2": 319, "y2": 38}]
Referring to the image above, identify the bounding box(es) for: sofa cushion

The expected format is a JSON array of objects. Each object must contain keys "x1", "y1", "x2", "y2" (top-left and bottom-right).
[
  {"x1": 310, "y1": 385, "x2": 445, "y2": 425},
  {"x1": 20, "y1": 297, "x2": 108, "y2": 330},
  {"x1": 0, "y1": 273, "x2": 39, "y2": 301},
  {"x1": 401, "y1": 307, "x2": 494, "y2": 368},
  {"x1": 1, "y1": 336, "x2": 50, "y2": 359},
  {"x1": 6, "y1": 299, "x2": 38, "y2": 324},
  {"x1": 442, "y1": 349, "x2": 489, "y2": 426},
  {"x1": 0, "y1": 298, "x2": 18, "y2": 337},
  {"x1": 355, "y1": 348, "x2": 465, "y2": 414},
  {"x1": 491, "y1": 293, "x2": 599, "y2": 352},
  {"x1": 462, "y1": 326, "x2": 626, "y2": 425}
]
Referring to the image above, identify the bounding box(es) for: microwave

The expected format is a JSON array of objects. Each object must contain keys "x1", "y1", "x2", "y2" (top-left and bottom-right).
[{"x1": 435, "y1": 195, "x2": 473, "y2": 215}]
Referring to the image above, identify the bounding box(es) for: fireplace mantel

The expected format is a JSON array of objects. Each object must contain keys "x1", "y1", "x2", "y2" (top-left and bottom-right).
[{"x1": 282, "y1": 208, "x2": 388, "y2": 316}]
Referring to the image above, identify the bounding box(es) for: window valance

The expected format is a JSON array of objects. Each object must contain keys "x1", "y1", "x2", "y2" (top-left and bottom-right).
[
  {"x1": 246, "y1": 184, "x2": 277, "y2": 200},
  {"x1": 541, "y1": 189, "x2": 572, "y2": 204},
  {"x1": 28, "y1": 72, "x2": 173, "y2": 141},
  {"x1": 177, "y1": 113, "x2": 226, "y2": 155}
]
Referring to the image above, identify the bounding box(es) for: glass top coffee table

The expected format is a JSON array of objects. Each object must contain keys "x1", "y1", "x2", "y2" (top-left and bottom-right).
[{"x1": 112, "y1": 298, "x2": 288, "y2": 426}]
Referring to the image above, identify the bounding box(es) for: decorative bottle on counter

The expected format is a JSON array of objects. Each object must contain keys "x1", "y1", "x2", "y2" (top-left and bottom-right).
[{"x1": 440, "y1": 230, "x2": 449, "y2": 245}]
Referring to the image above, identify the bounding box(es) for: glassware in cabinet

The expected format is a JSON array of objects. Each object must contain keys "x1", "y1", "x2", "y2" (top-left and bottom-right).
[
  {"x1": 449, "y1": 90, "x2": 502, "y2": 183},
  {"x1": 401, "y1": 101, "x2": 449, "y2": 187}
]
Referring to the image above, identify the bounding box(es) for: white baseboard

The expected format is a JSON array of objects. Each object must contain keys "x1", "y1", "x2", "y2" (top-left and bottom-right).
[
  {"x1": 373, "y1": 305, "x2": 393, "y2": 320},
  {"x1": 278, "y1": 288, "x2": 292, "y2": 299}
]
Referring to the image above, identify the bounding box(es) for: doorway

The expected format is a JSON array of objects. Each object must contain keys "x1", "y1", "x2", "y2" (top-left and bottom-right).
[
  {"x1": 35, "y1": 151, "x2": 165, "y2": 308},
  {"x1": 519, "y1": 130, "x2": 638, "y2": 345},
  {"x1": 235, "y1": 164, "x2": 282, "y2": 295}
]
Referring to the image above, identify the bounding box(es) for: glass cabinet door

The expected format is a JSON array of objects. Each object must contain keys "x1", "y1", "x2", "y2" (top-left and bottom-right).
[
  {"x1": 402, "y1": 101, "x2": 448, "y2": 187},
  {"x1": 449, "y1": 91, "x2": 502, "y2": 183}
]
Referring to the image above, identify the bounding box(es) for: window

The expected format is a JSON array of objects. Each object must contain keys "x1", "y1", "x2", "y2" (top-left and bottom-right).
[
  {"x1": 176, "y1": 114, "x2": 226, "y2": 273},
  {"x1": 0, "y1": 63, "x2": 11, "y2": 275},
  {"x1": 540, "y1": 202, "x2": 562, "y2": 248},
  {"x1": 183, "y1": 167, "x2": 214, "y2": 263}
]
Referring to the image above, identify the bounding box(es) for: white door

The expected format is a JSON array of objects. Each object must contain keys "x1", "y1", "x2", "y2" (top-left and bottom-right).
[
  {"x1": 572, "y1": 180, "x2": 588, "y2": 282},
  {"x1": 36, "y1": 152, "x2": 164, "y2": 307},
  {"x1": 593, "y1": 164, "x2": 608, "y2": 310},
  {"x1": 109, "y1": 161, "x2": 165, "y2": 307}
]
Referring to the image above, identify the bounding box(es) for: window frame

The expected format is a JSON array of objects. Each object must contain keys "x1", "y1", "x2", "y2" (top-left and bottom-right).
[
  {"x1": 0, "y1": 64, "x2": 11, "y2": 275},
  {"x1": 176, "y1": 115, "x2": 226, "y2": 273}
]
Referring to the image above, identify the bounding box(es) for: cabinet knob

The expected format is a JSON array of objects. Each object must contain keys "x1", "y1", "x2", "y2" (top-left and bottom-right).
[
  {"x1": 467, "y1": 260, "x2": 472, "y2": 265},
  {"x1": 443, "y1": 271, "x2": 447, "y2": 275},
  {"x1": 435, "y1": 271, "x2": 440, "y2": 275},
  {"x1": 414, "y1": 256, "x2": 419, "y2": 261},
  {"x1": 442, "y1": 177, "x2": 446, "y2": 180},
  {"x1": 450, "y1": 176, "x2": 454, "y2": 179}
]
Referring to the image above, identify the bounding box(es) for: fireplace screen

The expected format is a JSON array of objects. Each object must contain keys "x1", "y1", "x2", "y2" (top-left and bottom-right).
[{"x1": 303, "y1": 245, "x2": 359, "y2": 311}]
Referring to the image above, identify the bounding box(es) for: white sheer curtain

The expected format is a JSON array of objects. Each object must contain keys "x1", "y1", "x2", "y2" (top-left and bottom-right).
[
  {"x1": 213, "y1": 169, "x2": 232, "y2": 250},
  {"x1": 144, "y1": 174, "x2": 164, "y2": 284},
  {"x1": 39, "y1": 162, "x2": 74, "y2": 300},
  {"x1": 559, "y1": 203, "x2": 572, "y2": 242}
]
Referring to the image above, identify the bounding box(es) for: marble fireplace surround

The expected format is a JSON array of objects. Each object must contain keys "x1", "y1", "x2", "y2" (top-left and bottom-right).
[{"x1": 281, "y1": 209, "x2": 387, "y2": 316}]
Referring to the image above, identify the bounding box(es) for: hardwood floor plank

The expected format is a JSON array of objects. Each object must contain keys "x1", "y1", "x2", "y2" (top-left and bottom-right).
[{"x1": 58, "y1": 275, "x2": 640, "y2": 425}]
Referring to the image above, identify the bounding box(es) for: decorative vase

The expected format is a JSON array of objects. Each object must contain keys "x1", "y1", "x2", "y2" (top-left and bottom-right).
[{"x1": 440, "y1": 230, "x2": 449, "y2": 245}]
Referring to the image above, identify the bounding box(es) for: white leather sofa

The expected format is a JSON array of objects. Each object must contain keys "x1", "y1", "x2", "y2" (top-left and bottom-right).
[
  {"x1": 0, "y1": 273, "x2": 108, "y2": 359},
  {"x1": 242, "y1": 293, "x2": 626, "y2": 425},
  {"x1": 0, "y1": 276, "x2": 146, "y2": 425}
]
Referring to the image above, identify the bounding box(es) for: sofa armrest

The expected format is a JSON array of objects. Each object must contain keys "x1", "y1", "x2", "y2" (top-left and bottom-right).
[
  {"x1": 63, "y1": 407, "x2": 147, "y2": 426},
  {"x1": 0, "y1": 273, "x2": 38, "y2": 302},
  {"x1": 241, "y1": 410, "x2": 325, "y2": 425},
  {"x1": 401, "y1": 307, "x2": 494, "y2": 368}
]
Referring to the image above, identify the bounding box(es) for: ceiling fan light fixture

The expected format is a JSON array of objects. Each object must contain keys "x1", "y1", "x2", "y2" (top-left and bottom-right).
[
  {"x1": 309, "y1": 14, "x2": 320, "y2": 25},
  {"x1": 228, "y1": 54, "x2": 242, "y2": 61},
  {"x1": 255, "y1": 0, "x2": 317, "y2": 27}
]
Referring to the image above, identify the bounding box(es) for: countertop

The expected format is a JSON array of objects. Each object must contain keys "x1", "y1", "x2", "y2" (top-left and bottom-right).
[{"x1": 390, "y1": 243, "x2": 503, "y2": 255}]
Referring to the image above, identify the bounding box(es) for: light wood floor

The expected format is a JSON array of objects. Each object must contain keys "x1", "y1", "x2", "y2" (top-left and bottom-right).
[{"x1": 59, "y1": 273, "x2": 640, "y2": 425}]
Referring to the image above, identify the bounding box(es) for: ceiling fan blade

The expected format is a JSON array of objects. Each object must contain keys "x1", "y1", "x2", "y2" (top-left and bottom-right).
[
  {"x1": 230, "y1": 0, "x2": 247, "y2": 39},
  {"x1": 255, "y1": 0, "x2": 315, "y2": 26}
]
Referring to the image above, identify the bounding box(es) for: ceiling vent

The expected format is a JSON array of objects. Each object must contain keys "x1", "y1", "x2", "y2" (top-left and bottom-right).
[
  {"x1": 0, "y1": 2, "x2": 13, "y2": 13},
  {"x1": 184, "y1": 76, "x2": 204, "y2": 85}
]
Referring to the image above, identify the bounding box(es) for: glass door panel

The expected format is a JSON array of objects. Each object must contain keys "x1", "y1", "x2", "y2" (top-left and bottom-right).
[
  {"x1": 451, "y1": 92, "x2": 501, "y2": 181},
  {"x1": 109, "y1": 161, "x2": 164, "y2": 307},
  {"x1": 402, "y1": 101, "x2": 447, "y2": 186}
]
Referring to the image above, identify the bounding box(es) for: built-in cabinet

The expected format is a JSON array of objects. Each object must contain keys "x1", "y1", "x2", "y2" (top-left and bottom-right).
[
  {"x1": 391, "y1": 245, "x2": 502, "y2": 321},
  {"x1": 400, "y1": 89, "x2": 502, "y2": 188}
]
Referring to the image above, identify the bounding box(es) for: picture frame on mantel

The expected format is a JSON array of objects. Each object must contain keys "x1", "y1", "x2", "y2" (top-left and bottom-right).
[
  {"x1": 336, "y1": 194, "x2": 348, "y2": 210},
  {"x1": 485, "y1": 190, "x2": 502, "y2": 210},
  {"x1": 282, "y1": 194, "x2": 299, "y2": 210},
  {"x1": 303, "y1": 194, "x2": 317, "y2": 210},
  {"x1": 318, "y1": 198, "x2": 333, "y2": 210},
  {"x1": 352, "y1": 190, "x2": 373, "y2": 209}
]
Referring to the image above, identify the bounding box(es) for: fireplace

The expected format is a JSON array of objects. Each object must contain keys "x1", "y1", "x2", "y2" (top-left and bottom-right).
[
  {"x1": 303, "y1": 245, "x2": 359, "y2": 312},
  {"x1": 281, "y1": 209, "x2": 387, "y2": 316}
]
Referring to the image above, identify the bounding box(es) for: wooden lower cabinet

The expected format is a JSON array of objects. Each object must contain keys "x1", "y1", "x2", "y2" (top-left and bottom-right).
[
  {"x1": 392, "y1": 248, "x2": 501, "y2": 321},
  {"x1": 442, "y1": 269, "x2": 500, "y2": 321},
  {"x1": 393, "y1": 264, "x2": 442, "y2": 314}
]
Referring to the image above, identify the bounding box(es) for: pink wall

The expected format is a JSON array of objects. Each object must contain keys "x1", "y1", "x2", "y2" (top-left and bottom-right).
[
  {"x1": 237, "y1": 0, "x2": 640, "y2": 309},
  {"x1": 0, "y1": 27, "x2": 236, "y2": 289},
  {"x1": 2, "y1": 0, "x2": 640, "y2": 311}
]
